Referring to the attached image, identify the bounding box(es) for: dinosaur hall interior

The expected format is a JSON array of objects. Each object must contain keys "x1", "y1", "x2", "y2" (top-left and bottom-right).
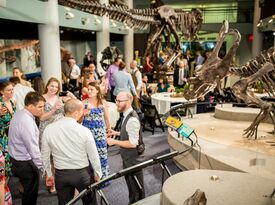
[{"x1": 0, "y1": 0, "x2": 275, "y2": 205}]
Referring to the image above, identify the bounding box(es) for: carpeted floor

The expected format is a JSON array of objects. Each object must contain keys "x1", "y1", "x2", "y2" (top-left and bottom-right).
[{"x1": 9, "y1": 128, "x2": 183, "y2": 205}]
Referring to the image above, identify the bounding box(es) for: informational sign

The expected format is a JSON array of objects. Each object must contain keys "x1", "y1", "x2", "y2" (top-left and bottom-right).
[
  {"x1": 177, "y1": 123, "x2": 194, "y2": 138},
  {"x1": 165, "y1": 115, "x2": 194, "y2": 138},
  {"x1": 165, "y1": 116, "x2": 182, "y2": 130}
]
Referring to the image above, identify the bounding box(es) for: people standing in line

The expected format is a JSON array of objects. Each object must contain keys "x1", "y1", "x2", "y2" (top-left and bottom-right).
[
  {"x1": 0, "y1": 81, "x2": 16, "y2": 178},
  {"x1": 10, "y1": 76, "x2": 34, "y2": 111},
  {"x1": 82, "y1": 82, "x2": 111, "y2": 187},
  {"x1": 113, "y1": 61, "x2": 137, "y2": 98},
  {"x1": 12, "y1": 67, "x2": 31, "y2": 87},
  {"x1": 67, "y1": 58, "x2": 81, "y2": 88},
  {"x1": 106, "y1": 57, "x2": 122, "y2": 102},
  {"x1": 173, "y1": 59, "x2": 189, "y2": 88},
  {"x1": 107, "y1": 92, "x2": 145, "y2": 204},
  {"x1": 41, "y1": 99, "x2": 102, "y2": 205},
  {"x1": 8, "y1": 92, "x2": 45, "y2": 205}
]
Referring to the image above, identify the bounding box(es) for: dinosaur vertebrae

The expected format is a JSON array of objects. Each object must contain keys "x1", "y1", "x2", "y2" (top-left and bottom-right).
[
  {"x1": 58, "y1": 0, "x2": 202, "y2": 37},
  {"x1": 230, "y1": 47, "x2": 275, "y2": 96},
  {"x1": 59, "y1": 0, "x2": 159, "y2": 29}
]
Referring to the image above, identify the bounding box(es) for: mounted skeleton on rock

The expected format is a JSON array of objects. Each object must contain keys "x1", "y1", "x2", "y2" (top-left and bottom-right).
[
  {"x1": 100, "y1": 46, "x2": 123, "y2": 71},
  {"x1": 183, "y1": 20, "x2": 275, "y2": 139}
]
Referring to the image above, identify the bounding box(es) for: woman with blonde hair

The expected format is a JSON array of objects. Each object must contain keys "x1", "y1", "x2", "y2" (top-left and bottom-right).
[
  {"x1": 82, "y1": 82, "x2": 111, "y2": 187},
  {"x1": 39, "y1": 77, "x2": 75, "y2": 193}
]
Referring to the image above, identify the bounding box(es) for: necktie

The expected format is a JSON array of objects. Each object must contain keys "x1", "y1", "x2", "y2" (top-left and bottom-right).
[{"x1": 118, "y1": 114, "x2": 124, "y2": 130}]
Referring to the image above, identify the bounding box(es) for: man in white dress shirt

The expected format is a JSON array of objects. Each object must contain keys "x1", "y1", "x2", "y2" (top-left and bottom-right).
[
  {"x1": 41, "y1": 99, "x2": 102, "y2": 205},
  {"x1": 68, "y1": 58, "x2": 81, "y2": 88},
  {"x1": 10, "y1": 76, "x2": 34, "y2": 110}
]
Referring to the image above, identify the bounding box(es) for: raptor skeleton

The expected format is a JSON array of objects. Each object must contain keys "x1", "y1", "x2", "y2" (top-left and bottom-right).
[{"x1": 183, "y1": 20, "x2": 275, "y2": 139}]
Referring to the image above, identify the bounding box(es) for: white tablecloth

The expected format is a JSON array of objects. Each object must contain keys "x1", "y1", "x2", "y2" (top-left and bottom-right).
[
  {"x1": 107, "y1": 101, "x2": 120, "y2": 128},
  {"x1": 151, "y1": 92, "x2": 196, "y2": 115}
]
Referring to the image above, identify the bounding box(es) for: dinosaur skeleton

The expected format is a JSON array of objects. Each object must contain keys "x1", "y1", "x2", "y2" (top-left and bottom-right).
[
  {"x1": 100, "y1": 46, "x2": 123, "y2": 71},
  {"x1": 58, "y1": 0, "x2": 203, "y2": 73},
  {"x1": 183, "y1": 20, "x2": 275, "y2": 139},
  {"x1": 0, "y1": 41, "x2": 74, "y2": 65}
]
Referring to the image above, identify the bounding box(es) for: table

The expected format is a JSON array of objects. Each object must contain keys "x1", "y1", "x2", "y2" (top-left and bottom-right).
[
  {"x1": 151, "y1": 92, "x2": 196, "y2": 115},
  {"x1": 106, "y1": 101, "x2": 119, "y2": 128}
]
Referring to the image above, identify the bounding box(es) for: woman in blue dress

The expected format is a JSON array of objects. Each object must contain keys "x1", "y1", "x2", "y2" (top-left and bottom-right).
[{"x1": 82, "y1": 82, "x2": 111, "y2": 186}]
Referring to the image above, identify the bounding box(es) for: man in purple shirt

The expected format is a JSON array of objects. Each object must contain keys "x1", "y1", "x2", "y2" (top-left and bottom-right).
[
  {"x1": 8, "y1": 92, "x2": 45, "y2": 205},
  {"x1": 106, "y1": 56, "x2": 122, "y2": 102}
]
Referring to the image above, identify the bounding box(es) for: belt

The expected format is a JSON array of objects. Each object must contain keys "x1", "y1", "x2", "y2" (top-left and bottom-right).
[{"x1": 55, "y1": 167, "x2": 88, "y2": 172}]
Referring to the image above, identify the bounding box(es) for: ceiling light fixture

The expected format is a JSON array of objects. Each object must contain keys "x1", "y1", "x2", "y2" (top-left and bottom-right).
[
  {"x1": 94, "y1": 16, "x2": 101, "y2": 25},
  {"x1": 65, "y1": 11, "x2": 75, "y2": 19}
]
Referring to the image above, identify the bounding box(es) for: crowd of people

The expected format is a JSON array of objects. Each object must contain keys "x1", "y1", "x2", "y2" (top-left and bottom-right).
[
  {"x1": 0, "y1": 48, "x2": 212, "y2": 205},
  {"x1": 0, "y1": 52, "x2": 148, "y2": 205}
]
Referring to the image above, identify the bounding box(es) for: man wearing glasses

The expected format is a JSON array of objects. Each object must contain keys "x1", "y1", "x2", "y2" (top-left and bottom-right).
[{"x1": 107, "y1": 91, "x2": 145, "y2": 204}]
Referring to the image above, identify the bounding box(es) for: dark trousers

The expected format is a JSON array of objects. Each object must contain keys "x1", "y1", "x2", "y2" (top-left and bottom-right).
[
  {"x1": 11, "y1": 158, "x2": 40, "y2": 205},
  {"x1": 110, "y1": 86, "x2": 116, "y2": 103},
  {"x1": 55, "y1": 167, "x2": 96, "y2": 205},
  {"x1": 123, "y1": 160, "x2": 145, "y2": 204}
]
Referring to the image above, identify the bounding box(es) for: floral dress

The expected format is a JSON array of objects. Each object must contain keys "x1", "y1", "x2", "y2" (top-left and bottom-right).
[
  {"x1": 0, "y1": 150, "x2": 12, "y2": 204},
  {"x1": 82, "y1": 106, "x2": 110, "y2": 187},
  {"x1": 0, "y1": 97, "x2": 16, "y2": 177},
  {"x1": 39, "y1": 102, "x2": 64, "y2": 146}
]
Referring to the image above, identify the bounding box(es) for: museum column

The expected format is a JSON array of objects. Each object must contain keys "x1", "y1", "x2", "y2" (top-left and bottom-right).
[
  {"x1": 96, "y1": 0, "x2": 109, "y2": 74},
  {"x1": 252, "y1": 0, "x2": 263, "y2": 58},
  {"x1": 38, "y1": 0, "x2": 62, "y2": 83},
  {"x1": 123, "y1": 0, "x2": 134, "y2": 69}
]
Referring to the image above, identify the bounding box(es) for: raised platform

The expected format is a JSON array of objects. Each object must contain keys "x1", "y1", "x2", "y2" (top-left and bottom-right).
[
  {"x1": 162, "y1": 170, "x2": 275, "y2": 205},
  {"x1": 168, "y1": 105, "x2": 275, "y2": 180},
  {"x1": 215, "y1": 104, "x2": 272, "y2": 123}
]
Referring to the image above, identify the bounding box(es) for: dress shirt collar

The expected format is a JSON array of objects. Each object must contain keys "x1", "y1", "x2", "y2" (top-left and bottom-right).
[
  {"x1": 63, "y1": 116, "x2": 77, "y2": 122},
  {"x1": 123, "y1": 107, "x2": 133, "y2": 119},
  {"x1": 23, "y1": 108, "x2": 35, "y2": 120}
]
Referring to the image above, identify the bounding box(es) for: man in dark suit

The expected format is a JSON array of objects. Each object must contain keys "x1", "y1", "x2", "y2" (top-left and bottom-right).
[{"x1": 173, "y1": 59, "x2": 189, "y2": 88}]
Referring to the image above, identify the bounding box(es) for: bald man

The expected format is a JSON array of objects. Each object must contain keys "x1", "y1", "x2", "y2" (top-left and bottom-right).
[
  {"x1": 41, "y1": 99, "x2": 102, "y2": 205},
  {"x1": 107, "y1": 92, "x2": 145, "y2": 204}
]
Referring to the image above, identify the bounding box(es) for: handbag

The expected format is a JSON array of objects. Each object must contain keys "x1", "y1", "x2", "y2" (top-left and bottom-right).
[{"x1": 136, "y1": 125, "x2": 145, "y2": 155}]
